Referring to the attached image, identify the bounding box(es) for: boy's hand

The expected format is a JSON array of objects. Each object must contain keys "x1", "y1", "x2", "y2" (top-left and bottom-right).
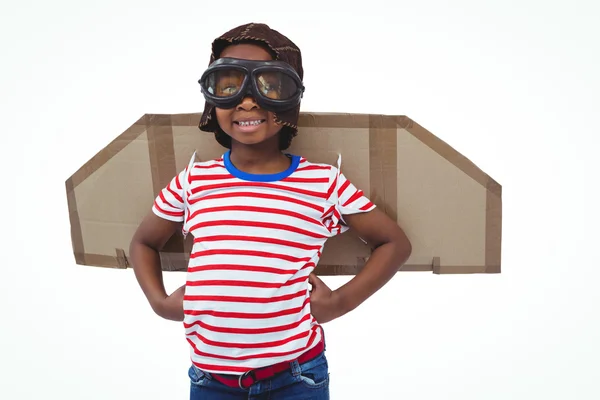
[
  {"x1": 153, "y1": 284, "x2": 185, "y2": 322},
  {"x1": 308, "y1": 273, "x2": 344, "y2": 324}
]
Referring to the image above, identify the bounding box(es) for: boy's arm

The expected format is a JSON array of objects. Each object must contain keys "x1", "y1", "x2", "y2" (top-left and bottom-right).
[
  {"x1": 129, "y1": 166, "x2": 189, "y2": 322},
  {"x1": 129, "y1": 212, "x2": 185, "y2": 321},
  {"x1": 332, "y1": 207, "x2": 412, "y2": 316}
]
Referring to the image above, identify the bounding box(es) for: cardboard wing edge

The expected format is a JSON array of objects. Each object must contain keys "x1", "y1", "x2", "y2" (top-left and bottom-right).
[
  {"x1": 64, "y1": 115, "x2": 151, "y2": 270},
  {"x1": 395, "y1": 116, "x2": 502, "y2": 274}
]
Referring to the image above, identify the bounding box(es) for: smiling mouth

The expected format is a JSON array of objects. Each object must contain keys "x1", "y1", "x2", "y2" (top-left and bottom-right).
[{"x1": 234, "y1": 119, "x2": 266, "y2": 127}]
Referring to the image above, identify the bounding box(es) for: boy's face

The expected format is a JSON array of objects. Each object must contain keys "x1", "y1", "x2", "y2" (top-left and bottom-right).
[{"x1": 214, "y1": 44, "x2": 283, "y2": 148}]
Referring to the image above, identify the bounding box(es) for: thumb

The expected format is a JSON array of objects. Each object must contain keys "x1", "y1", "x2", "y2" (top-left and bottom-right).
[{"x1": 308, "y1": 273, "x2": 321, "y2": 289}]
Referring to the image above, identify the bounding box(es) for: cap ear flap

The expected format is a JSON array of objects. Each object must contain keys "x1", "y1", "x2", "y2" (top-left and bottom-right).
[{"x1": 198, "y1": 103, "x2": 216, "y2": 132}]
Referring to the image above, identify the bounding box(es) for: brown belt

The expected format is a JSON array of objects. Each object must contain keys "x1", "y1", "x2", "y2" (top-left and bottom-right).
[{"x1": 209, "y1": 338, "x2": 325, "y2": 389}]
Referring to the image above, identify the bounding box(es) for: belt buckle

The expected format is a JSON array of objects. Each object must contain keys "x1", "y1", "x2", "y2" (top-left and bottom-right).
[{"x1": 238, "y1": 370, "x2": 252, "y2": 389}]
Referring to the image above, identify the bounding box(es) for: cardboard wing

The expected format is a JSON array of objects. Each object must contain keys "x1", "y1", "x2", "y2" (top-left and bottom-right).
[{"x1": 65, "y1": 112, "x2": 502, "y2": 275}]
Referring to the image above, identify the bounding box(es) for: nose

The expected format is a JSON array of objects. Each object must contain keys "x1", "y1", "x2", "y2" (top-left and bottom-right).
[{"x1": 236, "y1": 95, "x2": 260, "y2": 111}]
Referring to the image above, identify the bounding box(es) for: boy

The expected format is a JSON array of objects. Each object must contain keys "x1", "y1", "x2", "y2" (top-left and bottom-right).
[{"x1": 129, "y1": 22, "x2": 412, "y2": 399}]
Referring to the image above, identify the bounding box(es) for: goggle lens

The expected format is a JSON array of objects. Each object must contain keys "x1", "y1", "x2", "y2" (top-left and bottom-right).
[{"x1": 204, "y1": 70, "x2": 245, "y2": 98}]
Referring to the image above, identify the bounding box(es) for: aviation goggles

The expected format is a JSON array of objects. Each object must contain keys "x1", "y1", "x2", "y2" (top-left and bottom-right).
[{"x1": 199, "y1": 57, "x2": 305, "y2": 113}]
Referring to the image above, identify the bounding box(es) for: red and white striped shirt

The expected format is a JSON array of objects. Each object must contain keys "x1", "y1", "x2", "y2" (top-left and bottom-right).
[{"x1": 152, "y1": 150, "x2": 375, "y2": 375}]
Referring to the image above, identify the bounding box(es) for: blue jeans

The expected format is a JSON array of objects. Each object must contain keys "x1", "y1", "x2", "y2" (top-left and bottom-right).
[{"x1": 188, "y1": 350, "x2": 330, "y2": 399}]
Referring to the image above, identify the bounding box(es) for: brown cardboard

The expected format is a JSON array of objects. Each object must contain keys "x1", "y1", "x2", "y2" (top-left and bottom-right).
[{"x1": 65, "y1": 112, "x2": 502, "y2": 275}]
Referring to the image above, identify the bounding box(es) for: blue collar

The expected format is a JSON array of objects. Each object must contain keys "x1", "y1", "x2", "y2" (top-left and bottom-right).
[{"x1": 223, "y1": 150, "x2": 300, "y2": 182}]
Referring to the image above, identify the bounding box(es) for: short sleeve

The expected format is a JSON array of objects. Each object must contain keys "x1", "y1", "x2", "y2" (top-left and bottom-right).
[
  {"x1": 151, "y1": 168, "x2": 187, "y2": 222},
  {"x1": 324, "y1": 160, "x2": 376, "y2": 235},
  {"x1": 336, "y1": 172, "x2": 376, "y2": 218}
]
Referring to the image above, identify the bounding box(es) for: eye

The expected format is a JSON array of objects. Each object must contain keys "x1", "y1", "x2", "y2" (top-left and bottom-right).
[
  {"x1": 257, "y1": 76, "x2": 280, "y2": 96},
  {"x1": 260, "y1": 83, "x2": 277, "y2": 94},
  {"x1": 215, "y1": 79, "x2": 242, "y2": 96},
  {"x1": 210, "y1": 70, "x2": 244, "y2": 96},
  {"x1": 221, "y1": 85, "x2": 238, "y2": 94}
]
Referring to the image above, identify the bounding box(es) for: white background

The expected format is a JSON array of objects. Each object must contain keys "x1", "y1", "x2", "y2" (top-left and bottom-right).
[{"x1": 1, "y1": 0, "x2": 599, "y2": 399}]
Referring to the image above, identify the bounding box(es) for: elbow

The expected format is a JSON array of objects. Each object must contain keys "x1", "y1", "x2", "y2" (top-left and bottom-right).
[
  {"x1": 394, "y1": 231, "x2": 412, "y2": 265},
  {"x1": 128, "y1": 231, "x2": 153, "y2": 271},
  {"x1": 129, "y1": 235, "x2": 159, "y2": 265},
  {"x1": 371, "y1": 227, "x2": 412, "y2": 265},
  {"x1": 129, "y1": 232, "x2": 139, "y2": 254},
  {"x1": 128, "y1": 237, "x2": 142, "y2": 271}
]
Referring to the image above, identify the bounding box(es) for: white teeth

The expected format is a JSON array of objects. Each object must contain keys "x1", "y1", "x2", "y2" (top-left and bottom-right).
[{"x1": 238, "y1": 120, "x2": 262, "y2": 127}]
